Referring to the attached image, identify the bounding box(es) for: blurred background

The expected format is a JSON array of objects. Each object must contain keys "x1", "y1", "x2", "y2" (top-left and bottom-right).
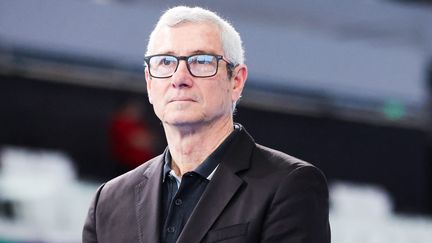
[{"x1": 1, "y1": 0, "x2": 432, "y2": 242}]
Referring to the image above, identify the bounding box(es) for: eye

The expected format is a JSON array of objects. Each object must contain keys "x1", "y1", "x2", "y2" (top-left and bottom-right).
[
  {"x1": 160, "y1": 56, "x2": 176, "y2": 66},
  {"x1": 189, "y1": 55, "x2": 215, "y2": 65}
]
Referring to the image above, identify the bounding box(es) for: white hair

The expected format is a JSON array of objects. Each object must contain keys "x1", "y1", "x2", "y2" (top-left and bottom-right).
[{"x1": 145, "y1": 6, "x2": 245, "y2": 65}]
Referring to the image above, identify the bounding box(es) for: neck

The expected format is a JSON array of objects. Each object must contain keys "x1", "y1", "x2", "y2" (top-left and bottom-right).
[{"x1": 164, "y1": 118, "x2": 234, "y2": 177}]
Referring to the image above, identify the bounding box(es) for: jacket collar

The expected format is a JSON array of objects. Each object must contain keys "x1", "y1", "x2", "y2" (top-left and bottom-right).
[
  {"x1": 134, "y1": 153, "x2": 165, "y2": 243},
  {"x1": 177, "y1": 125, "x2": 255, "y2": 243},
  {"x1": 134, "y1": 125, "x2": 255, "y2": 243}
]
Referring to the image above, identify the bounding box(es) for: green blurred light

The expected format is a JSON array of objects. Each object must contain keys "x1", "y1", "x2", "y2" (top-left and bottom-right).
[{"x1": 382, "y1": 100, "x2": 405, "y2": 120}]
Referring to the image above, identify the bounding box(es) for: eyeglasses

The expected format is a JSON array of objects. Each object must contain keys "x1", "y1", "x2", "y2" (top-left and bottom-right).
[{"x1": 144, "y1": 54, "x2": 236, "y2": 78}]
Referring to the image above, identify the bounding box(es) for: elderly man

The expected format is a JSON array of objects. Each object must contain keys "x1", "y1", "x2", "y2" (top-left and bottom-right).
[{"x1": 83, "y1": 6, "x2": 330, "y2": 243}]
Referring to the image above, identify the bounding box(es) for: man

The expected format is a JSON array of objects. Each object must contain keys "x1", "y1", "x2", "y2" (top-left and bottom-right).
[{"x1": 83, "y1": 6, "x2": 330, "y2": 243}]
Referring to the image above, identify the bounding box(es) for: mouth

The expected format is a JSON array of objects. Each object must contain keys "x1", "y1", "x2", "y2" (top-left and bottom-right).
[{"x1": 168, "y1": 97, "x2": 196, "y2": 103}]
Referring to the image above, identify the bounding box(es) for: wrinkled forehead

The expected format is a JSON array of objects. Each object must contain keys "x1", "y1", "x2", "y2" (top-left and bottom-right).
[{"x1": 148, "y1": 21, "x2": 223, "y2": 55}]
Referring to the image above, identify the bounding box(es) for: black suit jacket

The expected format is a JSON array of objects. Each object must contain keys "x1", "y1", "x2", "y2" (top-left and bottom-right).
[{"x1": 83, "y1": 127, "x2": 330, "y2": 243}]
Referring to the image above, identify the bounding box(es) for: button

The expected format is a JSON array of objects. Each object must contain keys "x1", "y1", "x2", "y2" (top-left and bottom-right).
[
  {"x1": 174, "y1": 198, "x2": 183, "y2": 206},
  {"x1": 167, "y1": 226, "x2": 176, "y2": 233}
]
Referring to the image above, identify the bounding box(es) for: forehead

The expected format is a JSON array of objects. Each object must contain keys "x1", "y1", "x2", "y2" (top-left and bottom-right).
[{"x1": 149, "y1": 22, "x2": 223, "y2": 55}]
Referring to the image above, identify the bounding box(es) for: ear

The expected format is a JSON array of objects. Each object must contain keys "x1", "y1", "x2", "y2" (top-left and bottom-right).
[
  {"x1": 144, "y1": 67, "x2": 153, "y2": 104},
  {"x1": 231, "y1": 64, "x2": 248, "y2": 103}
]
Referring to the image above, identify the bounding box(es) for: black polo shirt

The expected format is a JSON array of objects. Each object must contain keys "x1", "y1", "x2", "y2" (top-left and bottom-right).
[{"x1": 160, "y1": 126, "x2": 240, "y2": 243}]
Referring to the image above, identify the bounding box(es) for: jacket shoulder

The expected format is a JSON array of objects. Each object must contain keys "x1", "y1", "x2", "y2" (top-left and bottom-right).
[
  {"x1": 102, "y1": 154, "x2": 163, "y2": 193},
  {"x1": 249, "y1": 143, "x2": 328, "y2": 187},
  {"x1": 253, "y1": 143, "x2": 315, "y2": 172}
]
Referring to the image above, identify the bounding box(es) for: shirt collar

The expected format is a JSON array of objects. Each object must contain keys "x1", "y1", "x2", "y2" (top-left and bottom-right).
[{"x1": 162, "y1": 124, "x2": 240, "y2": 183}]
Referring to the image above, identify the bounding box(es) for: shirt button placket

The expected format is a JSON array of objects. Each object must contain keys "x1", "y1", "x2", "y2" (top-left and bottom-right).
[
  {"x1": 167, "y1": 226, "x2": 176, "y2": 233},
  {"x1": 174, "y1": 198, "x2": 183, "y2": 206}
]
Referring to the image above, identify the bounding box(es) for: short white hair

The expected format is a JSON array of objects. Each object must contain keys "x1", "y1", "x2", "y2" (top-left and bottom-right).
[{"x1": 145, "y1": 6, "x2": 245, "y2": 65}]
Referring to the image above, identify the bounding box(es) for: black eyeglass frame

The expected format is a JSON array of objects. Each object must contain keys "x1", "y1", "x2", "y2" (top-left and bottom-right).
[{"x1": 144, "y1": 54, "x2": 237, "y2": 78}]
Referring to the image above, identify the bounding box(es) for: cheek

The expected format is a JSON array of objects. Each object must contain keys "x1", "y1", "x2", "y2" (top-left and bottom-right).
[
  {"x1": 148, "y1": 88, "x2": 163, "y2": 110},
  {"x1": 147, "y1": 92, "x2": 153, "y2": 104},
  {"x1": 213, "y1": 84, "x2": 233, "y2": 108}
]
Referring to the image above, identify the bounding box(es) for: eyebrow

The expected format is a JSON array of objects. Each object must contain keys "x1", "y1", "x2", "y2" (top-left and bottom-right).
[
  {"x1": 158, "y1": 50, "x2": 219, "y2": 56},
  {"x1": 191, "y1": 50, "x2": 217, "y2": 55}
]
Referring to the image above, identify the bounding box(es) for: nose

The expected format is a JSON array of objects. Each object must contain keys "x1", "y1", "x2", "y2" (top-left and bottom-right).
[{"x1": 170, "y1": 60, "x2": 193, "y2": 88}]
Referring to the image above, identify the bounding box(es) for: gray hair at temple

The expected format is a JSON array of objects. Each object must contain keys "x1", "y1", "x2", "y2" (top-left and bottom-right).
[{"x1": 145, "y1": 6, "x2": 245, "y2": 66}]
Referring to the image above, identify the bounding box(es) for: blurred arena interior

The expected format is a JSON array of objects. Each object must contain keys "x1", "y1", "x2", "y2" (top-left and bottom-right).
[{"x1": 1, "y1": 0, "x2": 432, "y2": 242}]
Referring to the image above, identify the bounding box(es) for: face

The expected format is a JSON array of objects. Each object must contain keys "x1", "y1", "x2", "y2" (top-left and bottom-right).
[{"x1": 145, "y1": 22, "x2": 247, "y2": 128}]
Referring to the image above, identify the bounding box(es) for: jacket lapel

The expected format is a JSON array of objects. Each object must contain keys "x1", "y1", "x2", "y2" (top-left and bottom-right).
[
  {"x1": 177, "y1": 128, "x2": 255, "y2": 243},
  {"x1": 135, "y1": 155, "x2": 164, "y2": 243}
]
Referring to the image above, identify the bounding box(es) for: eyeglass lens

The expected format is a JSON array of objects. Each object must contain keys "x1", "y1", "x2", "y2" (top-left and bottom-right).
[{"x1": 148, "y1": 55, "x2": 219, "y2": 78}]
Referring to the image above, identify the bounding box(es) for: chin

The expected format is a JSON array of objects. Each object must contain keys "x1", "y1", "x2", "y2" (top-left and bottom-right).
[{"x1": 163, "y1": 114, "x2": 203, "y2": 126}]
